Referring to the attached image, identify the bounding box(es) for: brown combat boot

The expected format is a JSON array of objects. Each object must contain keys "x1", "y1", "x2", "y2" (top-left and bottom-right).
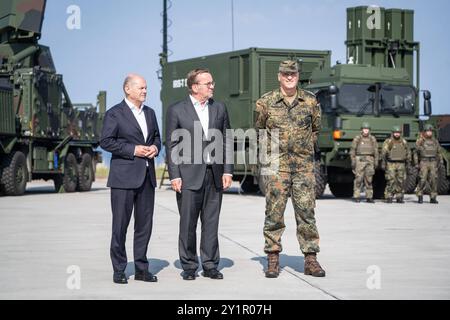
[
  {"x1": 304, "y1": 253, "x2": 326, "y2": 277},
  {"x1": 265, "y1": 253, "x2": 280, "y2": 278}
]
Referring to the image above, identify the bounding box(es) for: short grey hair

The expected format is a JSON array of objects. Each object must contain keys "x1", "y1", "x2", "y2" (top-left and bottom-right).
[{"x1": 123, "y1": 73, "x2": 145, "y2": 95}]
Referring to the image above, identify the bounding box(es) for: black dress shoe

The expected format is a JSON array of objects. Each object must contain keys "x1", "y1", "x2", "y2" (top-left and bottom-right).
[
  {"x1": 135, "y1": 270, "x2": 158, "y2": 282},
  {"x1": 202, "y1": 269, "x2": 223, "y2": 280},
  {"x1": 113, "y1": 272, "x2": 128, "y2": 284},
  {"x1": 182, "y1": 270, "x2": 196, "y2": 281}
]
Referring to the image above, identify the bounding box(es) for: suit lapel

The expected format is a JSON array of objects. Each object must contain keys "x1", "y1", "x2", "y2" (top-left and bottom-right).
[
  {"x1": 144, "y1": 106, "x2": 153, "y2": 143},
  {"x1": 121, "y1": 100, "x2": 143, "y2": 134},
  {"x1": 208, "y1": 99, "x2": 218, "y2": 130},
  {"x1": 184, "y1": 97, "x2": 201, "y2": 123}
]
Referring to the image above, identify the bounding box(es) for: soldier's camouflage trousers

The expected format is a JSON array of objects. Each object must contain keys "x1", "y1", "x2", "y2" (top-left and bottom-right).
[
  {"x1": 353, "y1": 156, "x2": 375, "y2": 199},
  {"x1": 416, "y1": 160, "x2": 438, "y2": 198},
  {"x1": 263, "y1": 171, "x2": 320, "y2": 255},
  {"x1": 384, "y1": 162, "x2": 406, "y2": 199}
]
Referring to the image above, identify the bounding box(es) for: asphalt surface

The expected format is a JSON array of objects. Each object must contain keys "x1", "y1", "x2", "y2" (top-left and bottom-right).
[{"x1": 0, "y1": 179, "x2": 449, "y2": 300}]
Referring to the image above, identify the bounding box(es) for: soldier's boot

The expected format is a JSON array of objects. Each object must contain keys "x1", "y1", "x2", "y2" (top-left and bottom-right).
[
  {"x1": 366, "y1": 198, "x2": 375, "y2": 203},
  {"x1": 396, "y1": 197, "x2": 405, "y2": 204},
  {"x1": 418, "y1": 196, "x2": 423, "y2": 204},
  {"x1": 353, "y1": 198, "x2": 361, "y2": 203},
  {"x1": 386, "y1": 198, "x2": 393, "y2": 204},
  {"x1": 304, "y1": 253, "x2": 326, "y2": 277},
  {"x1": 265, "y1": 253, "x2": 280, "y2": 278},
  {"x1": 430, "y1": 198, "x2": 439, "y2": 204}
]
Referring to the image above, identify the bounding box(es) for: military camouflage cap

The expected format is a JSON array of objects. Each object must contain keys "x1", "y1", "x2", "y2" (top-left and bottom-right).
[
  {"x1": 361, "y1": 122, "x2": 371, "y2": 129},
  {"x1": 279, "y1": 60, "x2": 299, "y2": 73},
  {"x1": 424, "y1": 124, "x2": 434, "y2": 131},
  {"x1": 392, "y1": 125, "x2": 401, "y2": 132}
]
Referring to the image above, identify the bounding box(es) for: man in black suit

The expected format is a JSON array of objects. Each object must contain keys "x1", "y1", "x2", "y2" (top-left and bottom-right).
[
  {"x1": 100, "y1": 74, "x2": 161, "y2": 284},
  {"x1": 166, "y1": 69, "x2": 234, "y2": 280}
]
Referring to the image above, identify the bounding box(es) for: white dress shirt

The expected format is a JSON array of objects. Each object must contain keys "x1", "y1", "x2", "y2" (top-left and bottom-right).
[{"x1": 125, "y1": 98, "x2": 148, "y2": 142}]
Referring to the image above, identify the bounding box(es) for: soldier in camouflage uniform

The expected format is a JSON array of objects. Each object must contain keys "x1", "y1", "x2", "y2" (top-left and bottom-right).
[
  {"x1": 255, "y1": 60, "x2": 325, "y2": 278},
  {"x1": 381, "y1": 126, "x2": 411, "y2": 203},
  {"x1": 350, "y1": 123, "x2": 379, "y2": 203},
  {"x1": 415, "y1": 124, "x2": 442, "y2": 204}
]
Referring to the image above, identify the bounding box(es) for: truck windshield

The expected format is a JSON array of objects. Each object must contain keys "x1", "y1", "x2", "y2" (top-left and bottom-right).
[
  {"x1": 316, "y1": 84, "x2": 416, "y2": 115},
  {"x1": 337, "y1": 84, "x2": 415, "y2": 115},
  {"x1": 379, "y1": 85, "x2": 416, "y2": 115}
]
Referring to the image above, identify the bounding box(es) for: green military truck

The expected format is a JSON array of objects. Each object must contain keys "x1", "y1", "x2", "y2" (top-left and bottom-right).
[
  {"x1": 0, "y1": 0, "x2": 106, "y2": 196},
  {"x1": 160, "y1": 5, "x2": 437, "y2": 198}
]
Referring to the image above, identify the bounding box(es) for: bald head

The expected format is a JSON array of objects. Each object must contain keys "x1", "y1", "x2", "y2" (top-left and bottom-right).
[{"x1": 123, "y1": 73, "x2": 147, "y2": 106}]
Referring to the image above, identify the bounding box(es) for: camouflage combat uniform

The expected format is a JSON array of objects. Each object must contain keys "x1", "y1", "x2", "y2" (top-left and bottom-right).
[
  {"x1": 255, "y1": 88, "x2": 321, "y2": 255},
  {"x1": 381, "y1": 136, "x2": 411, "y2": 201},
  {"x1": 350, "y1": 133, "x2": 379, "y2": 200},
  {"x1": 415, "y1": 135, "x2": 442, "y2": 200}
]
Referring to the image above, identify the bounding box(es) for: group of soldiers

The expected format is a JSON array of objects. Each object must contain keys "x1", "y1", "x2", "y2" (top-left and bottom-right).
[{"x1": 351, "y1": 122, "x2": 443, "y2": 204}]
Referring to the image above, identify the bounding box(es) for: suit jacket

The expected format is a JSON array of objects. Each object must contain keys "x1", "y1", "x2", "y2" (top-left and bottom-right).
[
  {"x1": 165, "y1": 97, "x2": 233, "y2": 190},
  {"x1": 100, "y1": 100, "x2": 161, "y2": 189}
]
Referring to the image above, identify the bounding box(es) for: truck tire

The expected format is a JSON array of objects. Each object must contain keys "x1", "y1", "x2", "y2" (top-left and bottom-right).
[
  {"x1": 437, "y1": 163, "x2": 450, "y2": 195},
  {"x1": 329, "y1": 182, "x2": 353, "y2": 198},
  {"x1": 404, "y1": 166, "x2": 418, "y2": 194},
  {"x1": 77, "y1": 153, "x2": 93, "y2": 192},
  {"x1": 314, "y1": 162, "x2": 327, "y2": 199},
  {"x1": 1, "y1": 151, "x2": 28, "y2": 196},
  {"x1": 63, "y1": 153, "x2": 78, "y2": 193}
]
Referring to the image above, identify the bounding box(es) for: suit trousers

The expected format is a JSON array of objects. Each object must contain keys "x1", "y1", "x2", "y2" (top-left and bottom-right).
[
  {"x1": 110, "y1": 170, "x2": 155, "y2": 273},
  {"x1": 177, "y1": 168, "x2": 223, "y2": 271}
]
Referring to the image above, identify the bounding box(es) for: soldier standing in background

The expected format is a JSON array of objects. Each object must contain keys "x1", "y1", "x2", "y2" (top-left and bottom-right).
[
  {"x1": 350, "y1": 123, "x2": 379, "y2": 203},
  {"x1": 415, "y1": 124, "x2": 442, "y2": 204},
  {"x1": 255, "y1": 60, "x2": 325, "y2": 279},
  {"x1": 381, "y1": 126, "x2": 411, "y2": 203}
]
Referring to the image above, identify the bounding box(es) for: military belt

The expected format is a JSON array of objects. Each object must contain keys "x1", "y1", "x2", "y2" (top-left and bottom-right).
[
  {"x1": 421, "y1": 157, "x2": 436, "y2": 161},
  {"x1": 387, "y1": 159, "x2": 405, "y2": 163}
]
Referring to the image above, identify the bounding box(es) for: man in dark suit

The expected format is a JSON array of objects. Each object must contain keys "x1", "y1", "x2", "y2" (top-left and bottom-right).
[
  {"x1": 100, "y1": 74, "x2": 161, "y2": 284},
  {"x1": 165, "y1": 69, "x2": 233, "y2": 280}
]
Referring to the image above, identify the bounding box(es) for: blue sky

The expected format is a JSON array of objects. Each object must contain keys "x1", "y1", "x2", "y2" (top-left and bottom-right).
[{"x1": 41, "y1": 0, "x2": 450, "y2": 126}]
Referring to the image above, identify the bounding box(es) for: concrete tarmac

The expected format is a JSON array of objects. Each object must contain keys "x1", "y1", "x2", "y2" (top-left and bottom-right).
[{"x1": 0, "y1": 180, "x2": 449, "y2": 300}]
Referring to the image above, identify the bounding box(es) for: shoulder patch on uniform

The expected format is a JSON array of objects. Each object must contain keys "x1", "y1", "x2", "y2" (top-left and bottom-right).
[
  {"x1": 261, "y1": 91, "x2": 274, "y2": 99},
  {"x1": 301, "y1": 89, "x2": 316, "y2": 98}
]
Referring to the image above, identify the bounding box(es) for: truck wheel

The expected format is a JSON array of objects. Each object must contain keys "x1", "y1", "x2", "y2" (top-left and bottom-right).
[
  {"x1": 77, "y1": 153, "x2": 93, "y2": 192},
  {"x1": 314, "y1": 162, "x2": 327, "y2": 199},
  {"x1": 63, "y1": 153, "x2": 78, "y2": 193},
  {"x1": 1, "y1": 151, "x2": 28, "y2": 196},
  {"x1": 329, "y1": 182, "x2": 353, "y2": 198},
  {"x1": 404, "y1": 166, "x2": 418, "y2": 194},
  {"x1": 438, "y1": 163, "x2": 450, "y2": 195}
]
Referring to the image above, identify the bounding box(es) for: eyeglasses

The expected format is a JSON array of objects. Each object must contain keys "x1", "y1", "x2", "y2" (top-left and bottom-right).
[
  {"x1": 196, "y1": 81, "x2": 215, "y2": 87},
  {"x1": 280, "y1": 72, "x2": 299, "y2": 78}
]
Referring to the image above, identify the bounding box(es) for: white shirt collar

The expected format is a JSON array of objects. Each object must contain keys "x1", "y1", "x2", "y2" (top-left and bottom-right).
[
  {"x1": 190, "y1": 95, "x2": 208, "y2": 110},
  {"x1": 125, "y1": 97, "x2": 144, "y2": 114}
]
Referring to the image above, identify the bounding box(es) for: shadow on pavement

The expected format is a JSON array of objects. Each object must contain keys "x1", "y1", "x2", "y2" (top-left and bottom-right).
[
  {"x1": 252, "y1": 254, "x2": 305, "y2": 274},
  {"x1": 173, "y1": 257, "x2": 234, "y2": 274},
  {"x1": 124, "y1": 258, "x2": 170, "y2": 278}
]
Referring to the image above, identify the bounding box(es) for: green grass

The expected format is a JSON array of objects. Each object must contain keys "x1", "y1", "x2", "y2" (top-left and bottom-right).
[{"x1": 95, "y1": 164, "x2": 168, "y2": 180}]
